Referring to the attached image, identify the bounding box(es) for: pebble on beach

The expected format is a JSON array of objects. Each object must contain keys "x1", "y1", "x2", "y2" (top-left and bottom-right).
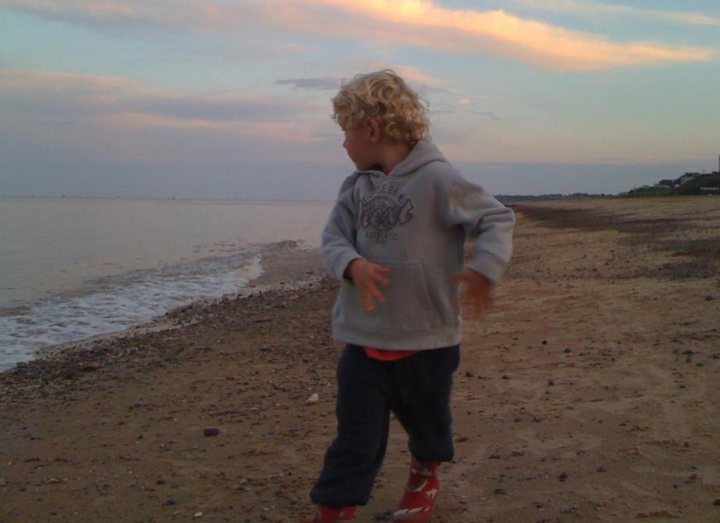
[{"x1": 305, "y1": 393, "x2": 319, "y2": 405}]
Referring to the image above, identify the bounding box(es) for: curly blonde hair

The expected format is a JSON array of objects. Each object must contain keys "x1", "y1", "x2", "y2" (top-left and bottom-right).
[{"x1": 331, "y1": 69, "x2": 429, "y2": 144}]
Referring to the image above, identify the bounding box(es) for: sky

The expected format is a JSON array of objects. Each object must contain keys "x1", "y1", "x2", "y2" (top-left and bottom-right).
[{"x1": 1, "y1": 0, "x2": 719, "y2": 200}]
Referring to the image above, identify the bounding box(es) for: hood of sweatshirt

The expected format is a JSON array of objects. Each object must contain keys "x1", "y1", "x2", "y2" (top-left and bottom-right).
[{"x1": 357, "y1": 137, "x2": 447, "y2": 178}]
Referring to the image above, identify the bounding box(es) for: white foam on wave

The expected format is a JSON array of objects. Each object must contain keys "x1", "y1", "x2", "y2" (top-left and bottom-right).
[{"x1": 0, "y1": 253, "x2": 263, "y2": 372}]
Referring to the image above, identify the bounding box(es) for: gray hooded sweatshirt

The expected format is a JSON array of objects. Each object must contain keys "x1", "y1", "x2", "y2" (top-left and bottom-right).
[{"x1": 322, "y1": 137, "x2": 515, "y2": 350}]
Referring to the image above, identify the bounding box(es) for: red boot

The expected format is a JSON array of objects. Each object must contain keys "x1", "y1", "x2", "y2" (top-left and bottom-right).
[
  {"x1": 392, "y1": 460, "x2": 440, "y2": 522},
  {"x1": 303, "y1": 505, "x2": 356, "y2": 523}
]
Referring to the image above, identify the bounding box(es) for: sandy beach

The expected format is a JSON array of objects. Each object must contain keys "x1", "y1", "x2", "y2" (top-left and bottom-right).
[{"x1": 1, "y1": 197, "x2": 719, "y2": 523}]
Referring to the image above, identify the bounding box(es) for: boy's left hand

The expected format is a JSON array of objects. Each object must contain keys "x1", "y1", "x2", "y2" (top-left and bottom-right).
[{"x1": 454, "y1": 268, "x2": 493, "y2": 316}]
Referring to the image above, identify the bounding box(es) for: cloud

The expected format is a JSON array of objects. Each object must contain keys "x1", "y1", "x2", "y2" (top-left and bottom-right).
[
  {"x1": 275, "y1": 77, "x2": 342, "y2": 91},
  {"x1": 0, "y1": 70, "x2": 325, "y2": 142},
  {"x1": 1, "y1": 0, "x2": 713, "y2": 71},
  {"x1": 275, "y1": 66, "x2": 459, "y2": 102},
  {"x1": 125, "y1": 96, "x2": 288, "y2": 122},
  {"x1": 390, "y1": 65, "x2": 446, "y2": 88},
  {"x1": 516, "y1": 0, "x2": 720, "y2": 26},
  {"x1": 466, "y1": 109, "x2": 501, "y2": 122},
  {"x1": 306, "y1": 0, "x2": 714, "y2": 70},
  {"x1": 0, "y1": 0, "x2": 242, "y2": 31},
  {"x1": 429, "y1": 99, "x2": 501, "y2": 121}
]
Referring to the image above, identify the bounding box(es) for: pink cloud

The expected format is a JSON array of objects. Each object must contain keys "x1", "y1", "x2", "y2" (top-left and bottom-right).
[
  {"x1": 517, "y1": 0, "x2": 720, "y2": 27},
  {"x1": 1, "y1": 0, "x2": 713, "y2": 70},
  {"x1": 305, "y1": 0, "x2": 713, "y2": 70},
  {"x1": 0, "y1": 70, "x2": 324, "y2": 143}
]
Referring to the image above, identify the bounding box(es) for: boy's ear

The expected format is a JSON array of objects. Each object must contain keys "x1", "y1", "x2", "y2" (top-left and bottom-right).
[{"x1": 366, "y1": 118, "x2": 381, "y2": 143}]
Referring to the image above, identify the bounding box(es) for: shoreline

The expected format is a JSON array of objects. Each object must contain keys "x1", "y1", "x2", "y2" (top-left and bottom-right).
[
  {"x1": 1, "y1": 244, "x2": 325, "y2": 378},
  {"x1": 1, "y1": 197, "x2": 720, "y2": 522},
  {"x1": 1, "y1": 246, "x2": 325, "y2": 406}
]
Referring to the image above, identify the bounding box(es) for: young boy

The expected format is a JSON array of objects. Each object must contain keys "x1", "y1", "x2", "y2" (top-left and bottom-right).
[{"x1": 306, "y1": 70, "x2": 514, "y2": 523}]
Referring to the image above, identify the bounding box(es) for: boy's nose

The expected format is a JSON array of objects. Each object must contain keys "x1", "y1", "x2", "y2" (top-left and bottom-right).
[{"x1": 342, "y1": 138, "x2": 347, "y2": 149}]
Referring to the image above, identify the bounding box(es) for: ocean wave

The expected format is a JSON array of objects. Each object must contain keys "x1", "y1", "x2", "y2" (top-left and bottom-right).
[{"x1": 0, "y1": 249, "x2": 266, "y2": 372}]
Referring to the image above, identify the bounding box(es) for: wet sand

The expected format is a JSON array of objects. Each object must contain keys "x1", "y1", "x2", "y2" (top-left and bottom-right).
[{"x1": 1, "y1": 197, "x2": 719, "y2": 522}]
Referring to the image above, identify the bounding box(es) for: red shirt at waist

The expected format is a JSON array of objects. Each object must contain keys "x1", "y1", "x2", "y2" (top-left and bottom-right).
[{"x1": 364, "y1": 347, "x2": 420, "y2": 361}]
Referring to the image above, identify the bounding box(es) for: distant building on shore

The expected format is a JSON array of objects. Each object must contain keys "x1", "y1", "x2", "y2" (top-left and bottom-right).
[
  {"x1": 653, "y1": 173, "x2": 695, "y2": 190},
  {"x1": 654, "y1": 169, "x2": 719, "y2": 190},
  {"x1": 630, "y1": 154, "x2": 720, "y2": 197}
]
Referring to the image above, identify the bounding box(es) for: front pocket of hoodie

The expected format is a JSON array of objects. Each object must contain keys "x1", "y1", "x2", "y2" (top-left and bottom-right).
[{"x1": 338, "y1": 261, "x2": 438, "y2": 333}]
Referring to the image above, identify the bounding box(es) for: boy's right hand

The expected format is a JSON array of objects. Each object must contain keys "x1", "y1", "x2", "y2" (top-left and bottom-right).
[{"x1": 346, "y1": 259, "x2": 390, "y2": 313}]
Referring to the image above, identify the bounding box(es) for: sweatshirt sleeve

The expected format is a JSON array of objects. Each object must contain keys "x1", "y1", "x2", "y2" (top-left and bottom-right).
[
  {"x1": 321, "y1": 176, "x2": 364, "y2": 281},
  {"x1": 446, "y1": 178, "x2": 515, "y2": 284}
]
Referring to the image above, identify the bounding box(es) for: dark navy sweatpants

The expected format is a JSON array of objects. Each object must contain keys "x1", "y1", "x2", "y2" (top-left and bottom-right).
[{"x1": 310, "y1": 344, "x2": 460, "y2": 507}]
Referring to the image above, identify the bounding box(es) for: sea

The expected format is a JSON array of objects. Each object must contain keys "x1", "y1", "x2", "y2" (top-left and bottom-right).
[{"x1": 0, "y1": 197, "x2": 333, "y2": 372}]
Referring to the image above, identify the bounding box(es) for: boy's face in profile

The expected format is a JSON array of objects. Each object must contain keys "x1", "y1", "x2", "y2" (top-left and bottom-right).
[{"x1": 342, "y1": 119, "x2": 379, "y2": 171}]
